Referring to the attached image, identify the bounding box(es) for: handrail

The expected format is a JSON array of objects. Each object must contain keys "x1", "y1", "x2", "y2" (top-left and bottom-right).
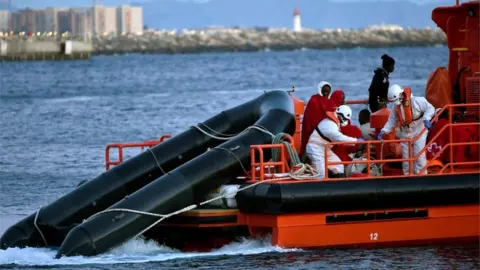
[
  {"x1": 345, "y1": 99, "x2": 368, "y2": 105},
  {"x1": 324, "y1": 103, "x2": 480, "y2": 179},
  {"x1": 417, "y1": 122, "x2": 480, "y2": 174},
  {"x1": 105, "y1": 134, "x2": 172, "y2": 170},
  {"x1": 250, "y1": 135, "x2": 294, "y2": 181},
  {"x1": 250, "y1": 144, "x2": 288, "y2": 181}
]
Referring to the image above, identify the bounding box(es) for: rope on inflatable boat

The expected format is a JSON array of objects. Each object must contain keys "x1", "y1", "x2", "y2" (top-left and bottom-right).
[
  {"x1": 33, "y1": 124, "x2": 318, "y2": 247},
  {"x1": 77, "y1": 124, "x2": 318, "y2": 243},
  {"x1": 193, "y1": 124, "x2": 319, "y2": 179},
  {"x1": 34, "y1": 207, "x2": 49, "y2": 246},
  {"x1": 83, "y1": 175, "x2": 291, "y2": 242},
  {"x1": 271, "y1": 133, "x2": 319, "y2": 180}
]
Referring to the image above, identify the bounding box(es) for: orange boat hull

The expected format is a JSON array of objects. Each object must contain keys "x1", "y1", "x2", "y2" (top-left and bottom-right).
[
  {"x1": 247, "y1": 204, "x2": 479, "y2": 249},
  {"x1": 146, "y1": 204, "x2": 479, "y2": 252}
]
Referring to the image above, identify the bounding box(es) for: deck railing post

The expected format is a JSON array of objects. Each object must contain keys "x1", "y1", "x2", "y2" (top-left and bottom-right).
[{"x1": 325, "y1": 143, "x2": 329, "y2": 179}]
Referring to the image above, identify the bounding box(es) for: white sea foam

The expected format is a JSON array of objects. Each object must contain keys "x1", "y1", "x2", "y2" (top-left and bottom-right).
[{"x1": 0, "y1": 236, "x2": 300, "y2": 266}]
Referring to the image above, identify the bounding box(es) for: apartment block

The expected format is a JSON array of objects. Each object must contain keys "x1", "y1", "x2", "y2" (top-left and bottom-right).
[
  {"x1": 11, "y1": 8, "x2": 36, "y2": 33},
  {"x1": 92, "y1": 5, "x2": 117, "y2": 36},
  {"x1": 0, "y1": 10, "x2": 8, "y2": 31},
  {"x1": 58, "y1": 8, "x2": 87, "y2": 35},
  {"x1": 117, "y1": 5, "x2": 143, "y2": 35},
  {"x1": 8, "y1": 4, "x2": 142, "y2": 36}
]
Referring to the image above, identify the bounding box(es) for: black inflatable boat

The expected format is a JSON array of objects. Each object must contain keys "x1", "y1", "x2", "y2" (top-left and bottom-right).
[{"x1": 0, "y1": 90, "x2": 296, "y2": 257}]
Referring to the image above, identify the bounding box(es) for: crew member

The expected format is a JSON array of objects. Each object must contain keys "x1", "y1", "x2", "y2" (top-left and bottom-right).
[
  {"x1": 300, "y1": 81, "x2": 336, "y2": 156},
  {"x1": 330, "y1": 89, "x2": 363, "y2": 161},
  {"x1": 368, "y1": 54, "x2": 395, "y2": 113},
  {"x1": 306, "y1": 105, "x2": 364, "y2": 178},
  {"x1": 377, "y1": 84, "x2": 435, "y2": 175}
]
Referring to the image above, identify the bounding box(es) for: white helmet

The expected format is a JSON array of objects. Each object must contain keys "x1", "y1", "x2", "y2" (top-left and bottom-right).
[
  {"x1": 317, "y1": 81, "x2": 332, "y2": 96},
  {"x1": 335, "y1": 105, "x2": 352, "y2": 127},
  {"x1": 388, "y1": 84, "x2": 404, "y2": 106}
]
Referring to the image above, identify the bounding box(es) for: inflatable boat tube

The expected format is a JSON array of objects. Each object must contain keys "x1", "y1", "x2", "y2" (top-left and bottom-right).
[
  {"x1": 55, "y1": 90, "x2": 295, "y2": 258},
  {"x1": 236, "y1": 173, "x2": 480, "y2": 214},
  {"x1": 0, "y1": 92, "x2": 270, "y2": 250}
]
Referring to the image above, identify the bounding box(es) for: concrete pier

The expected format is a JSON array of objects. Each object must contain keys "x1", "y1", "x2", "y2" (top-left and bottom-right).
[{"x1": 0, "y1": 39, "x2": 93, "y2": 61}]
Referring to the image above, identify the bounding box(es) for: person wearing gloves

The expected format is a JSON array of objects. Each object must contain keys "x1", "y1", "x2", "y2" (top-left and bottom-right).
[
  {"x1": 300, "y1": 81, "x2": 336, "y2": 156},
  {"x1": 306, "y1": 105, "x2": 364, "y2": 178},
  {"x1": 377, "y1": 84, "x2": 435, "y2": 175}
]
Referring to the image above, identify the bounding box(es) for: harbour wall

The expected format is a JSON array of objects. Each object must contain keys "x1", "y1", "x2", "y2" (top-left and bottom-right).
[
  {"x1": 91, "y1": 27, "x2": 447, "y2": 55},
  {"x1": 0, "y1": 39, "x2": 93, "y2": 61},
  {"x1": 0, "y1": 27, "x2": 447, "y2": 59}
]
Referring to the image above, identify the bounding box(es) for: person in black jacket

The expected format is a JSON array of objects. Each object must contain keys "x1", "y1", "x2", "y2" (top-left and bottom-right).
[{"x1": 368, "y1": 54, "x2": 395, "y2": 113}]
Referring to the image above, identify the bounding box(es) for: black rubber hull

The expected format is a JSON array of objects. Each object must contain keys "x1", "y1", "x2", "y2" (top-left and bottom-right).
[
  {"x1": 236, "y1": 173, "x2": 480, "y2": 214},
  {"x1": 55, "y1": 90, "x2": 296, "y2": 257},
  {"x1": 0, "y1": 91, "x2": 270, "y2": 250}
]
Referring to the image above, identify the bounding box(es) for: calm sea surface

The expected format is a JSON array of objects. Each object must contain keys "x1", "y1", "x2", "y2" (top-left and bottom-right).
[{"x1": 0, "y1": 46, "x2": 478, "y2": 269}]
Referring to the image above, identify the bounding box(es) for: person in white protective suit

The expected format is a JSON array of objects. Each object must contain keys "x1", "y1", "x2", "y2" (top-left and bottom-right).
[
  {"x1": 377, "y1": 84, "x2": 435, "y2": 175},
  {"x1": 306, "y1": 105, "x2": 364, "y2": 178}
]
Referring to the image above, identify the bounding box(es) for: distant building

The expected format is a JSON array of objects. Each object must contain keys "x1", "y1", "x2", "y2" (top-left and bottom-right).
[
  {"x1": 6, "y1": 4, "x2": 143, "y2": 37},
  {"x1": 70, "y1": 8, "x2": 88, "y2": 36},
  {"x1": 57, "y1": 10, "x2": 71, "y2": 34},
  {"x1": 117, "y1": 5, "x2": 143, "y2": 35},
  {"x1": 43, "y1": 8, "x2": 60, "y2": 33},
  {"x1": 92, "y1": 5, "x2": 117, "y2": 36},
  {"x1": 11, "y1": 8, "x2": 37, "y2": 33},
  {"x1": 35, "y1": 9, "x2": 47, "y2": 33},
  {"x1": 293, "y1": 8, "x2": 301, "y2": 32},
  {"x1": 0, "y1": 10, "x2": 8, "y2": 31},
  {"x1": 57, "y1": 8, "x2": 88, "y2": 36}
]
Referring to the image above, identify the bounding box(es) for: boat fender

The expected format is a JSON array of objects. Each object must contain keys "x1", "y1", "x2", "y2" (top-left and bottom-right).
[
  {"x1": 206, "y1": 185, "x2": 240, "y2": 209},
  {"x1": 220, "y1": 185, "x2": 241, "y2": 209},
  {"x1": 204, "y1": 188, "x2": 224, "y2": 208},
  {"x1": 204, "y1": 185, "x2": 241, "y2": 209}
]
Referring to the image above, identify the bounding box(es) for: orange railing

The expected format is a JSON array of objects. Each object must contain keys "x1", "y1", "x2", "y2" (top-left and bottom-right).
[
  {"x1": 325, "y1": 103, "x2": 480, "y2": 179},
  {"x1": 250, "y1": 134, "x2": 294, "y2": 181},
  {"x1": 105, "y1": 134, "x2": 172, "y2": 170},
  {"x1": 346, "y1": 100, "x2": 368, "y2": 105}
]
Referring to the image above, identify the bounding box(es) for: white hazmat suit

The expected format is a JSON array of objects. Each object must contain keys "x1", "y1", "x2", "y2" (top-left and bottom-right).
[
  {"x1": 306, "y1": 105, "x2": 361, "y2": 178},
  {"x1": 379, "y1": 85, "x2": 435, "y2": 175}
]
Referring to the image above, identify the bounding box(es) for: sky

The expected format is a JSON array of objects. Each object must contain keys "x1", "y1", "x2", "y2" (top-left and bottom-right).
[
  {"x1": 6, "y1": 0, "x2": 454, "y2": 9},
  {"x1": 2, "y1": 0, "x2": 469, "y2": 29}
]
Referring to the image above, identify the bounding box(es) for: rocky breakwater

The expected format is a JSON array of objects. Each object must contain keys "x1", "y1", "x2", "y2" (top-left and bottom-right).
[{"x1": 93, "y1": 25, "x2": 447, "y2": 55}]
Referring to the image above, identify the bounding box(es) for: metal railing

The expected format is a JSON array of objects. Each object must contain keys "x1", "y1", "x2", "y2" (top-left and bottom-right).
[
  {"x1": 324, "y1": 103, "x2": 480, "y2": 179},
  {"x1": 105, "y1": 134, "x2": 172, "y2": 170},
  {"x1": 250, "y1": 135, "x2": 295, "y2": 181}
]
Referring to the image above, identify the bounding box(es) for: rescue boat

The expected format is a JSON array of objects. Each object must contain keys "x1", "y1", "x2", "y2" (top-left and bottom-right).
[
  {"x1": 0, "y1": 0, "x2": 478, "y2": 257},
  {"x1": 115, "y1": 0, "x2": 480, "y2": 253}
]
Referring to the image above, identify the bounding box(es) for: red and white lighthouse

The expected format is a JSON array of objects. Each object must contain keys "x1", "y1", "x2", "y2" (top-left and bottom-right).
[{"x1": 293, "y1": 8, "x2": 302, "y2": 32}]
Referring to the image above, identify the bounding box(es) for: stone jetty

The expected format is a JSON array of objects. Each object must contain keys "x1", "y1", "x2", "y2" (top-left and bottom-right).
[
  {"x1": 91, "y1": 26, "x2": 446, "y2": 55},
  {"x1": 1, "y1": 26, "x2": 447, "y2": 59}
]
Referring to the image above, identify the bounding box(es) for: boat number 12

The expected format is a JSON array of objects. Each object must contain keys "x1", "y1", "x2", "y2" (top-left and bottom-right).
[{"x1": 369, "y1": 233, "x2": 379, "y2": 241}]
